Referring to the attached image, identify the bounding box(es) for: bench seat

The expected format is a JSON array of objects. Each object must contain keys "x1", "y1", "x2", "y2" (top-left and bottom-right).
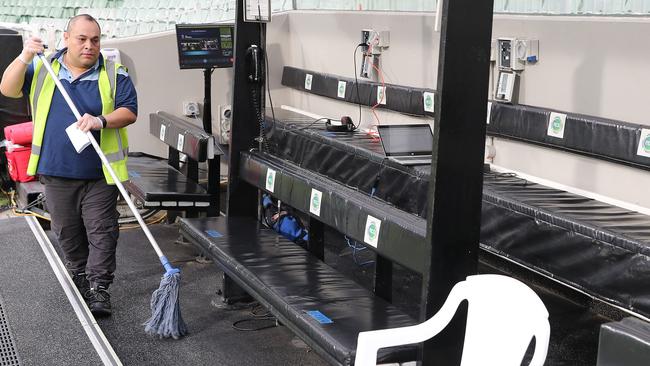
[
  {"x1": 126, "y1": 155, "x2": 210, "y2": 208},
  {"x1": 179, "y1": 216, "x2": 417, "y2": 366}
]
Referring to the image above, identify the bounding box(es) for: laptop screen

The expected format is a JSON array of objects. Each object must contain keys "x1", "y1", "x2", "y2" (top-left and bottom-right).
[{"x1": 378, "y1": 125, "x2": 433, "y2": 156}]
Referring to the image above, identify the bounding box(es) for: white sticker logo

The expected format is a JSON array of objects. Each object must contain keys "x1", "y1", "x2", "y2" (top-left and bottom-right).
[
  {"x1": 547, "y1": 112, "x2": 567, "y2": 139},
  {"x1": 423, "y1": 92, "x2": 434, "y2": 113},
  {"x1": 305, "y1": 74, "x2": 313, "y2": 90},
  {"x1": 176, "y1": 133, "x2": 185, "y2": 151},
  {"x1": 265, "y1": 168, "x2": 276, "y2": 193},
  {"x1": 309, "y1": 188, "x2": 323, "y2": 216},
  {"x1": 159, "y1": 124, "x2": 167, "y2": 141},
  {"x1": 636, "y1": 128, "x2": 650, "y2": 158},
  {"x1": 377, "y1": 86, "x2": 386, "y2": 105},
  {"x1": 486, "y1": 102, "x2": 492, "y2": 125},
  {"x1": 363, "y1": 215, "x2": 382, "y2": 248},
  {"x1": 337, "y1": 81, "x2": 346, "y2": 98}
]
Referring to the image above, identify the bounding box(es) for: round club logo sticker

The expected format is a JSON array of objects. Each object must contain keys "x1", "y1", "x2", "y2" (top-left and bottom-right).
[
  {"x1": 551, "y1": 116, "x2": 563, "y2": 133},
  {"x1": 265, "y1": 169, "x2": 276, "y2": 192},
  {"x1": 312, "y1": 195, "x2": 320, "y2": 209},
  {"x1": 644, "y1": 135, "x2": 650, "y2": 154},
  {"x1": 425, "y1": 96, "x2": 433, "y2": 109},
  {"x1": 339, "y1": 84, "x2": 345, "y2": 95},
  {"x1": 367, "y1": 222, "x2": 377, "y2": 240}
]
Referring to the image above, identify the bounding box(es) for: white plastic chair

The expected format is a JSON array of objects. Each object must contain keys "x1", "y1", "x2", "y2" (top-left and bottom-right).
[{"x1": 355, "y1": 274, "x2": 550, "y2": 366}]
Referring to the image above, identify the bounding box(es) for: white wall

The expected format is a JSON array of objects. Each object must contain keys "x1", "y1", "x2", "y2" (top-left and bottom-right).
[{"x1": 108, "y1": 10, "x2": 650, "y2": 209}]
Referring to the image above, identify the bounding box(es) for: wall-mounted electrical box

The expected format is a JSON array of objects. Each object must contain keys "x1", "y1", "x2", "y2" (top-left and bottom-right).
[
  {"x1": 498, "y1": 37, "x2": 526, "y2": 71},
  {"x1": 218, "y1": 104, "x2": 232, "y2": 145},
  {"x1": 495, "y1": 71, "x2": 518, "y2": 103},
  {"x1": 359, "y1": 28, "x2": 390, "y2": 79}
]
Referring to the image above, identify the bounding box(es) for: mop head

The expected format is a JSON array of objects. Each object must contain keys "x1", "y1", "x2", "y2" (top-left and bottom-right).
[{"x1": 144, "y1": 271, "x2": 188, "y2": 339}]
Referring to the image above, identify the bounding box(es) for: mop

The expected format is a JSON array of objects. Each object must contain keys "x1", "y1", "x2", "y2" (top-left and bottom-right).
[{"x1": 36, "y1": 53, "x2": 187, "y2": 339}]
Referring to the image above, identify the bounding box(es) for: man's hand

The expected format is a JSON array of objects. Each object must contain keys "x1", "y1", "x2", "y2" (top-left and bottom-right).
[
  {"x1": 76, "y1": 113, "x2": 103, "y2": 132},
  {"x1": 0, "y1": 37, "x2": 44, "y2": 98},
  {"x1": 19, "y1": 37, "x2": 45, "y2": 65}
]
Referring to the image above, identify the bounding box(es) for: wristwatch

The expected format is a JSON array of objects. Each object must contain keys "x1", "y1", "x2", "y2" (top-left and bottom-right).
[{"x1": 97, "y1": 115, "x2": 107, "y2": 129}]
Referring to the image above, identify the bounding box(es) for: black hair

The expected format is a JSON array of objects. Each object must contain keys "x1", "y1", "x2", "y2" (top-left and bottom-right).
[{"x1": 66, "y1": 14, "x2": 101, "y2": 34}]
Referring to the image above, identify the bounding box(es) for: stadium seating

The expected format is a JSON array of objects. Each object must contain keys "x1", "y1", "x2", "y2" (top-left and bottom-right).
[{"x1": 2, "y1": 0, "x2": 650, "y2": 44}]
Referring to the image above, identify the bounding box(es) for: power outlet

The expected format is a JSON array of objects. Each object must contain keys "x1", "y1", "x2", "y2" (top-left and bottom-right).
[
  {"x1": 182, "y1": 101, "x2": 199, "y2": 117},
  {"x1": 361, "y1": 29, "x2": 373, "y2": 48},
  {"x1": 218, "y1": 104, "x2": 232, "y2": 145}
]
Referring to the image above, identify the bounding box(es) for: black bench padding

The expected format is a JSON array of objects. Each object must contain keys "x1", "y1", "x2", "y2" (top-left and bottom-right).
[
  {"x1": 126, "y1": 155, "x2": 209, "y2": 206},
  {"x1": 179, "y1": 216, "x2": 417, "y2": 366},
  {"x1": 487, "y1": 102, "x2": 650, "y2": 171},
  {"x1": 149, "y1": 111, "x2": 214, "y2": 162},
  {"x1": 258, "y1": 108, "x2": 650, "y2": 318},
  {"x1": 240, "y1": 150, "x2": 428, "y2": 275},
  {"x1": 266, "y1": 108, "x2": 430, "y2": 217},
  {"x1": 597, "y1": 317, "x2": 650, "y2": 366},
  {"x1": 281, "y1": 66, "x2": 435, "y2": 117},
  {"x1": 481, "y1": 173, "x2": 650, "y2": 317}
]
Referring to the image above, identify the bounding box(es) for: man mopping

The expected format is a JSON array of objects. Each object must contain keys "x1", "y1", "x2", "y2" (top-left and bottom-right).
[{"x1": 0, "y1": 14, "x2": 138, "y2": 316}]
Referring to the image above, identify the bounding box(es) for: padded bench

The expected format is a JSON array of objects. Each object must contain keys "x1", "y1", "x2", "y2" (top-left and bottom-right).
[
  {"x1": 179, "y1": 216, "x2": 417, "y2": 366},
  {"x1": 257, "y1": 107, "x2": 650, "y2": 319},
  {"x1": 127, "y1": 154, "x2": 211, "y2": 208},
  {"x1": 125, "y1": 111, "x2": 220, "y2": 215}
]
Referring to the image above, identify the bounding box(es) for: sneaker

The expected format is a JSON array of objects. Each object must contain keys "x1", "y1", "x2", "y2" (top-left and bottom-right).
[
  {"x1": 71, "y1": 272, "x2": 90, "y2": 301},
  {"x1": 86, "y1": 285, "x2": 112, "y2": 317}
]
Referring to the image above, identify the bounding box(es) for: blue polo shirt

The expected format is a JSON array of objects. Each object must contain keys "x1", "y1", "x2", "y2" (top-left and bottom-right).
[{"x1": 22, "y1": 48, "x2": 138, "y2": 179}]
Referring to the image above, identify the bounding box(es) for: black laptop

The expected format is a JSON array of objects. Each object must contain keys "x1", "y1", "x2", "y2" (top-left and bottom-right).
[{"x1": 377, "y1": 124, "x2": 433, "y2": 166}]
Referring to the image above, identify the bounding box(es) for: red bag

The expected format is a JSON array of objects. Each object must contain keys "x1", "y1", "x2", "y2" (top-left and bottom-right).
[
  {"x1": 4, "y1": 121, "x2": 33, "y2": 145},
  {"x1": 5, "y1": 147, "x2": 35, "y2": 182}
]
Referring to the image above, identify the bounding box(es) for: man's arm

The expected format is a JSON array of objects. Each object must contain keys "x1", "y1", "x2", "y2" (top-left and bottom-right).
[
  {"x1": 76, "y1": 108, "x2": 137, "y2": 132},
  {"x1": 0, "y1": 37, "x2": 44, "y2": 98},
  {"x1": 104, "y1": 107, "x2": 137, "y2": 129},
  {"x1": 77, "y1": 66, "x2": 138, "y2": 132}
]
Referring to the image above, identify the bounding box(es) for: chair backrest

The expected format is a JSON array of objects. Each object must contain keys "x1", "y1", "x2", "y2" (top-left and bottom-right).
[
  {"x1": 354, "y1": 274, "x2": 550, "y2": 366},
  {"x1": 459, "y1": 275, "x2": 550, "y2": 366}
]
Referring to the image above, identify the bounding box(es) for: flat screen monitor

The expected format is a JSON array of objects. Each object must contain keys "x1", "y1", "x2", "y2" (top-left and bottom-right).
[
  {"x1": 377, "y1": 124, "x2": 433, "y2": 156},
  {"x1": 175, "y1": 23, "x2": 234, "y2": 69}
]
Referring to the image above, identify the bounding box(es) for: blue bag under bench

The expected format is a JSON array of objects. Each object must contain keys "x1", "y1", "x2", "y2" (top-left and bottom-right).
[
  {"x1": 179, "y1": 216, "x2": 417, "y2": 366},
  {"x1": 126, "y1": 111, "x2": 219, "y2": 212}
]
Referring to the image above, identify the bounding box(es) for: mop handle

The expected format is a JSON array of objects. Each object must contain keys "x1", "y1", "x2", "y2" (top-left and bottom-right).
[{"x1": 37, "y1": 54, "x2": 167, "y2": 262}]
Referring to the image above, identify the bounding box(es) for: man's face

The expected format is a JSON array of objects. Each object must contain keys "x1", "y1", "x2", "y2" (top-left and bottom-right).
[{"x1": 63, "y1": 18, "x2": 100, "y2": 69}]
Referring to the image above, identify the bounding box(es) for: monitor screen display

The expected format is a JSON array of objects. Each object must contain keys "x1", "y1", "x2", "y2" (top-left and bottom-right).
[
  {"x1": 175, "y1": 24, "x2": 234, "y2": 69},
  {"x1": 378, "y1": 125, "x2": 433, "y2": 156}
]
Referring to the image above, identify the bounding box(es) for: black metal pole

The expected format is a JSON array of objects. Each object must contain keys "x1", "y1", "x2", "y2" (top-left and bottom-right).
[
  {"x1": 203, "y1": 68, "x2": 212, "y2": 134},
  {"x1": 420, "y1": 0, "x2": 494, "y2": 365},
  {"x1": 307, "y1": 217, "x2": 325, "y2": 260},
  {"x1": 227, "y1": 1, "x2": 264, "y2": 217},
  {"x1": 201, "y1": 68, "x2": 221, "y2": 217}
]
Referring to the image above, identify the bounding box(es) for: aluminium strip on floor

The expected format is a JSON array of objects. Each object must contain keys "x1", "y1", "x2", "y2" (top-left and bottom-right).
[{"x1": 25, "y1": 216, "x2": 123, "y2": 366}]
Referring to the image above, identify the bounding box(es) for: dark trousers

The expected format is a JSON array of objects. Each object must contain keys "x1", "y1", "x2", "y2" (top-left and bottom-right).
[{"x1": 41, "y1": 175, "x2": 119, "y2": 287}]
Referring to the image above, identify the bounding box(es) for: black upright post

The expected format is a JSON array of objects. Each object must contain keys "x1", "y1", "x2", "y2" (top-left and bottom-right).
[
  {"x1": 227, "y1": 1, "x2": 264, "y2": 217},
  {"x1": 203, "y1": 68, "x2": 213, "y2": 134},
  {"x1": 420, "y1": 1, "x2": 494, "y2": 365},
  {"x1": 202, "y1": 68, "x2": 220, "y2": 217}
]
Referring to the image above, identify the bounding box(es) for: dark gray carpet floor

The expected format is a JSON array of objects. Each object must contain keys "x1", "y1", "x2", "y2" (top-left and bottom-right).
[
  {"x1": 0, "y1": 217, "x2": 102, "y2": 366},
  {"x1": 47, "y1": 222, "x2": 327, "y2": 366}
]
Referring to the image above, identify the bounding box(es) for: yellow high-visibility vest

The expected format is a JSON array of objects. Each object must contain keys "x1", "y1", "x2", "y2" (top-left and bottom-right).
[{"x1": 26, "y1": 53, "x2": 129, "y2": 184}]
